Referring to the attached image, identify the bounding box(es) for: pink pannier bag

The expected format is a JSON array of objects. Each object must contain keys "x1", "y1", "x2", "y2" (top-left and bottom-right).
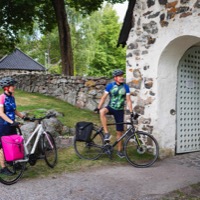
[{"x1": 1, "y1": 135, "x2": 24, "y2": 161}]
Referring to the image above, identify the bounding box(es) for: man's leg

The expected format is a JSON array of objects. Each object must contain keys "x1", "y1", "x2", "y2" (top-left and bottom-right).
[
  {"x1": 99, "y1": 107, "x2": 109, "y2": 133},
  {"x1": 116, "y1": 131, "x2": 123, "y2": 152},
  {"x1": 113, "y1": 110, "x2": 125, "y2": 157}
]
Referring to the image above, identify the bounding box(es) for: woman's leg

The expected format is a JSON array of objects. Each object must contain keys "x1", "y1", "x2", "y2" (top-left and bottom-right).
[{"x1": 0, "y1": 148, "x2": 5, "y2": 168}]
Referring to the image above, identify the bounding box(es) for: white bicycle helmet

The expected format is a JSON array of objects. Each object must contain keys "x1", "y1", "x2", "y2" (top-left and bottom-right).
[{"x1": 0, "y1": 77, "x2": 17, "y2": 88}]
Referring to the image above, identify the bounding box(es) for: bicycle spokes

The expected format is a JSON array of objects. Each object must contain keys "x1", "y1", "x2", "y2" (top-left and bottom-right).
[
  {"x1": 0, "y1": 161, "x2": 26, "y2": 185},
  {"x1": 43, "y1": 132, "x2": 57, "y2": 168},
  {"x1": 124, "y1": 132, "x2": 159, "y2": 167},
  {"x1": 74, "y1": 130, "x2": 104, "y2": 160}
]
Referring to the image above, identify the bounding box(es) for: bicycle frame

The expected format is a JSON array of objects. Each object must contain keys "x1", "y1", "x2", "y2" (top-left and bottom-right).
[
  {"x1": 17, "y1": 123, "x2": 53, "y2": 162},
  {"x1": 24, "y1": 124, "x2": 43, "y2": 156},
  {"x1": 106, "y1": 121, "x2": 142, "y2": 148}
]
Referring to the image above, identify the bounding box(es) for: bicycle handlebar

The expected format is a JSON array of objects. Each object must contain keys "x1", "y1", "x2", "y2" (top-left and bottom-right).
[{"x1": 29, "y1": 113, "x2": 56, "y2": 122}]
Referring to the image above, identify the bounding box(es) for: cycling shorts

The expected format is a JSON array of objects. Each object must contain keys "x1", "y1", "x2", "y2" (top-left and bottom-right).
[{"x1": 106, "y1": 106, "x2": 124, "y2": 131}]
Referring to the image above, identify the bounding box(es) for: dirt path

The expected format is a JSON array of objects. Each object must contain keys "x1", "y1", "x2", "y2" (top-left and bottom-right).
[{"x1": 0, "y1": 152, "x2": 200, "y2": 200}]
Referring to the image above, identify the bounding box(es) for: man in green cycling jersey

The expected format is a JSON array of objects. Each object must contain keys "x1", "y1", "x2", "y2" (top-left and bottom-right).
[{"x1": 97, "y1": 69, "x2": 133, "y2": 158}]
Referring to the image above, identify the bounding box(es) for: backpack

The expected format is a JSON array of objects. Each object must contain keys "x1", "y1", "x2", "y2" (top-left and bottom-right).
[{"x1": 75, "y1": 122, "x2": 93, "y2": 142}]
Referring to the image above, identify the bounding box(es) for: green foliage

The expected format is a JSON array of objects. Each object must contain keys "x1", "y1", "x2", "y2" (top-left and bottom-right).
[
  {"x1": 0, "y1": 0, "x2": 126, "y2": 53},
  {"x1": 0, "y1": 0, "x2": 56, "y2": 52},
  {"x1": 67, "y1": 0, "x2": 125, "y2": 14},
  {"x1": 17, "y1": 27, "x2": 61, "y2": 71},
  {"x1": 15, "y1": 89, "x2": 101, "y2": 127},
  {"x1": 88, "y1": 4, "x2": 126, "y2": 77},
  {"x1": 70, "y1": 4, "x2": 126, "y2": 77},
  {"x1": 1, "y1": 1, "x2": 126, "y2": 77},
  {"x1": 16, "y1": 3, "x2": 125, "y2": 77},
  {"x1": 48, "y1": 65, "x2": 62, "y2": 74}
]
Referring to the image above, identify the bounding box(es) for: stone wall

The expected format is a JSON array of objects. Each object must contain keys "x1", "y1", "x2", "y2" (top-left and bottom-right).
[{"x1": 12, "y1": 74, "x2": 111, "y2": 111}]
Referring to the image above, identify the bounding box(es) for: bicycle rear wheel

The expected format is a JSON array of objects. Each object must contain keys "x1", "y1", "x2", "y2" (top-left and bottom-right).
[
  {"x1": 124, "y1": 131, "x2": 159, "y2": 168},
  {"x1": 0, "y1": 161, "x2": 26, "y2": 185},
  {"x1": 42, "y1": 132, "x2": 57, "y2": 168},
  {"x1": 74, "y1": 130, "x2": 104, "y2": 160}
]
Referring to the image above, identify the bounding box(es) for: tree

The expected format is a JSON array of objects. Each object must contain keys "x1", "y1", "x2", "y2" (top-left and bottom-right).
[
  {"x1": 0, "y1": 0, "x2": 126, "y2": 75},
  {"x1": 88, "y1": 4, "x2": 126, "y2": 77},
  {"x1": 18, "y1": 27, "x2": 61, "y2": 71}
]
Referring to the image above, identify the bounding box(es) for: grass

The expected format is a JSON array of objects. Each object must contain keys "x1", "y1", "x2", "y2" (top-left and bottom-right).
[
  {"x1": 22, "y1": 148, "x2": 128, "y2": 180},
  {"x1": 161, "y1": 182, "x2": 200, "y2": 200},
  {"x1": 15, "y1": 90, "x2": 101, "y2": 127},
  {"x1": 14, "y1": 90, "x2": 127, "y2": 179}
]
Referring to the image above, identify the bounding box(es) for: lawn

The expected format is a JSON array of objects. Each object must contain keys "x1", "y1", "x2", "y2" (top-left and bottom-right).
[{"x1": 15, "y1": 90, "x2": 101, "y2": 128}]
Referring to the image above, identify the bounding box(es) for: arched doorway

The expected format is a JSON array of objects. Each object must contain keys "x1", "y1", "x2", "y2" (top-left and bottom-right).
[
  {"x1": 176, "y1": 46, "x2": 200, "y2": 153},
  {"x1": 157, "y1": 36, "x2": 200, "y2": 155}
]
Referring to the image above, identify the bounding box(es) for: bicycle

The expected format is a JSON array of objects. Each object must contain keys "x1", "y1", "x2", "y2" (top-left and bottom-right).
[
  {"x1": 0, "y1": 114, "x2": 57, "y2": 185},
  {"x1": 74, "y1": 112, "x2": 159, "y2": 168}
]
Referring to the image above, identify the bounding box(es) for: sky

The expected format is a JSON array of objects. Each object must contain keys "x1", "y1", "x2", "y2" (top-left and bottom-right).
[{"x1": 113, "y1": 1, "x2": 128, "y2": 22}]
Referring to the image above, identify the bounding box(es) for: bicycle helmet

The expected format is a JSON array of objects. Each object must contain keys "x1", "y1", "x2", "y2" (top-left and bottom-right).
[
  {"x1": 112, "y1": 69, "x2": 124, "y2": 77},
  {"x1": 0, "y1": 77, "x2": 17, "y2": 88}
]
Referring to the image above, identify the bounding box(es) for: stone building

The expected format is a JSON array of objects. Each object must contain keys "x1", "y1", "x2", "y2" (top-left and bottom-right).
[
  {"x1": 126, "y1": 0, "x2": 200, "y2": 157},
  {"x1": 0, "y1": 48, "x2": 45, "y2": 76}
]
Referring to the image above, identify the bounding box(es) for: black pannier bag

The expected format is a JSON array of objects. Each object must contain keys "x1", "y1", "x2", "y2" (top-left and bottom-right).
[{"x1": 75, "y1": 122, "x2": 93, "y2": 142}]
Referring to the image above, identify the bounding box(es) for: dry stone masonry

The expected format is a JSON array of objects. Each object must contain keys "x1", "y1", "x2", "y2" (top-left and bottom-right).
[{"x1": 12, "y1": 74, "x2": 110, "y2": 111}]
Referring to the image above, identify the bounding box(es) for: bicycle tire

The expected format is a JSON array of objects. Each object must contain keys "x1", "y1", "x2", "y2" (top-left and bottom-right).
[
  {"x1": 0, "y1": 161, "x2": 26, "y2": 185},
  {"x1": 124, "y1": 131, "x2": 159, "y2": 168},
  {"x1": 74, "y1": 129, "x2": 104, "y2": 160},
  {"x1": 42, "y1": 132, "x2": 57, "y2": 168}
]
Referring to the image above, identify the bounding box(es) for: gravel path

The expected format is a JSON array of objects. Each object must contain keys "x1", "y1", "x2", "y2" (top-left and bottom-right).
[{"x1": 0, "y1": 152, "x2": 200, "y2": 200}]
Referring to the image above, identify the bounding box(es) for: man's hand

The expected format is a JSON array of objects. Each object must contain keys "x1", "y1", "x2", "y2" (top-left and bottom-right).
[
  {"x1": 131, "y1": 112, "x2": 140, "y2": 120},
  {"x1": 94, "y1": 108, "x2": 100, "y2": 114},
  {"x1": 130, "y1": 112, "x2": 134, "y2": 118}
]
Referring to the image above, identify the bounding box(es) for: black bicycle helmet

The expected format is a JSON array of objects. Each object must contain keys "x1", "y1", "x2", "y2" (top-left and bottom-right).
[
  {"x1": 0, "y1": 77, "x2": 17, "y2": 88},
  {"x1": 112, "y1": 69, "x2": 124, "y2": 77}
]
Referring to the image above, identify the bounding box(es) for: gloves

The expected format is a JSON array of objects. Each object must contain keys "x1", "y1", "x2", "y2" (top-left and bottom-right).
[
  {"x1": 94, "y1": 108, "x2": 100, "y2": 114},
  {"x1": 130, "y1": 112, "x2": 140, "y2": 120},
  {"x1": 130, "y1": 112, "x2": 134, "y2": 118},
  {"x1": 22, "y1": 116, "x2": 30, "y2": 121},
  {"x1": 11, "y1": 121, "x2": 20, "y2": 127}
]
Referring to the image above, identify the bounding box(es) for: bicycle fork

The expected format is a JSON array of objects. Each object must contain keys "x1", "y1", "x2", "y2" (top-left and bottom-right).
[
  {"x1": 43, "y1": 131, "x2": 54, "y2": 149},
  {"x1": 134, "y1": 132, "x2": 142, "y2": 146}
]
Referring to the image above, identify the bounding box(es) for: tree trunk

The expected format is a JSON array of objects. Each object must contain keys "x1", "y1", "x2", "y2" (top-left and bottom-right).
[{"x1": 51, "y1": 0, "x2": 74, "y2": 75}]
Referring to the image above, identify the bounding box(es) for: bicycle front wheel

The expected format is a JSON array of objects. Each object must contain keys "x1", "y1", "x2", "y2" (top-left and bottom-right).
[
  {"x1": 42, "y1": 132, "x2": 57, "y2": 168},
  {"x1": 0, "y1": 161, "x2": 26, "y2": 185},
  {"x1": 124, "y1": 131, "x2": 159, "y2": 168},
  {"x1": 74, "y1": 130, "x2": 104, "y2": 160}
]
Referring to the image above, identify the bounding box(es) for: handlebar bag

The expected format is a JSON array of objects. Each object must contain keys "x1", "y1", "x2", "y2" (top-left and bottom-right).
[
  {"x1": 1, "y1": 135, "x2": 24, "y2": 161},
  {"x1": 75, "y1": 122, "x2": 93, "y2": 142}
]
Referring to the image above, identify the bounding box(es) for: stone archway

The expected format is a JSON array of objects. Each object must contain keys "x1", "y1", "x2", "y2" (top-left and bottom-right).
[{"x1": 156, "y1": 35, "x2": 200, "y2": 155}]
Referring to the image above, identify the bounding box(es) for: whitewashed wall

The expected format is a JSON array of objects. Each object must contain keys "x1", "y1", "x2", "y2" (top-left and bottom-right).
[{"x1": 126, "y1": 0, "x2": 200, "y2": 157}]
